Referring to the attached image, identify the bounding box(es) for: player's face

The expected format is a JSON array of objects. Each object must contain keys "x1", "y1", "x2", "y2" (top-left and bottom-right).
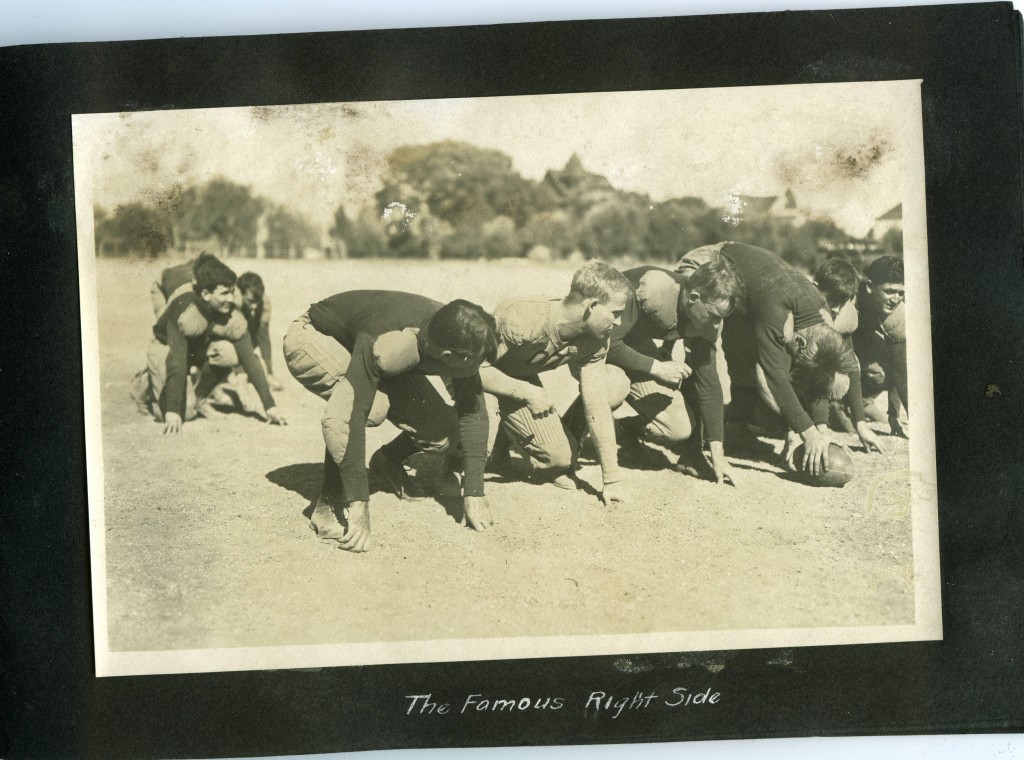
[
  {"x1": 201, "y1": 284, "x2": 235, "y2": 314},
  {"x1": 584, "y1": 293, "x2": 629, "y2": 338},
  {"x1": 868, "y1": 281, "x2": 905, "y2": 317},
  {"x1": 683, "y1": 293, "x2": 732, "y2": 331},
  {"x1": 242, "y1": 289, "x2": 260, "y2": 312},
  {"x1": 438, "y1": 348, "x2": 484, "y2": 378}
]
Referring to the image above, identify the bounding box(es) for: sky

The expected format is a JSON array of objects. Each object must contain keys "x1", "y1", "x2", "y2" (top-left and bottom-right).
[{"x1": 73, "y1": 74, "x2": 921, "y2": 240}]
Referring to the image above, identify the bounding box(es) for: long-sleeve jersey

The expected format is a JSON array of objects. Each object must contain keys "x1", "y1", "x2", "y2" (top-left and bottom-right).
[
  {"x1": 489, "y1": 298, "x2": 607, "y2": 377},
  {"x1": 308, "y1": 290, "x2": 488, "y2": 502},
  {"x1": 608, "y1": 266, "x2": 725, "y2": 442},
  {"x1": 243, "y1": 294, "x2": 274, "y2": 373},
  {"x1": 153, "y1": 291, "x2": 276, "y2": 419},
  {"x1": 678, "y1": 242, "x2": 828, "y2": 434}
]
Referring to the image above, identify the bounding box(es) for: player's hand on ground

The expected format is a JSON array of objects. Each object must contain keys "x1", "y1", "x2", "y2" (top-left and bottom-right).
[
  {"x1": 799, "y1": 427, "x2": 830, "y2": 476},
  {"x1": 339, "y1": 501, "x2": 372, "y2": 552},
  {"x1": 650, "y1": 359, "x2": 691, "y2": 388},
  {"x1": 265, "y1": 406, "x2": 288, "y2": 426},
  {"x1": 856, "y1": 422, "x2": 887, "y2": 454},
  {"x1": 708, "y1": 441, "x2": 738, "y2": 486},
  {"x1": 523, "y1": 386, "x2": 557, "y2": 417},
  {"x1": 267, "y1": 374, "x2": 284, "y2": 392},
  {"x1": 461, "y1": 495, "x2": 494, "y2": 532},
  {"x1": 600, "y1": 479, "x2": 628, "y2": 507},
  {"x1": 162, "y1": 412, "x2": 183, "y2": 435}
]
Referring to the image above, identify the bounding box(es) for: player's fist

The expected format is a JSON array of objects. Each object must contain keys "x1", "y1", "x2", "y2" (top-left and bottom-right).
[
  {"x1": 651, "y1": 360, "x2": 690, "y2": 388},
  {"x1": 601, "y1": 479, "x2": 628, "y2": 507},
  {"x1": 523, "y1": 386, "x2": 557, "y2": 417}
]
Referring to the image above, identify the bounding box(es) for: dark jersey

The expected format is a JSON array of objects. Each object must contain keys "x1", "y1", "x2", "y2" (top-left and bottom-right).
[
  {"x1": 308, "y1": 290, "x2": 488, "y2": 502},
  {"x1": 679, "y1": 242, "x2": 828, "y2": 434},
  {"x1": 609, "y1": 266, "x2": 725, "y2": 441},
  {"x1": 153, "y1": 292, "x2": 275, "y2": 419}
]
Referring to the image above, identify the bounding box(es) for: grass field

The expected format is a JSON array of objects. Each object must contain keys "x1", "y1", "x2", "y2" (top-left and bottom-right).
[{"x1": 90, "y1": 256, "x2": 916, "y2": 658}]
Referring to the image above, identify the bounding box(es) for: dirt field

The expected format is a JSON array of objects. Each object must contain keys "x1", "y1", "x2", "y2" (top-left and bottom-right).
[{"x1": 92, "y1": 257, "x2": 915, "y2": 653}]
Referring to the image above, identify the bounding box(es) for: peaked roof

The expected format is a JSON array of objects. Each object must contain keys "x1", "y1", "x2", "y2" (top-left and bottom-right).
[{"x1": 877, "y1": 203, "x2": 902, "y2": 221}]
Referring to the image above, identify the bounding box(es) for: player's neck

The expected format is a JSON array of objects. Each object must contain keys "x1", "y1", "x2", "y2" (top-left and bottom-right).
[{"x1": 551, "y1": 299, "x2": 588, "y2": 341}]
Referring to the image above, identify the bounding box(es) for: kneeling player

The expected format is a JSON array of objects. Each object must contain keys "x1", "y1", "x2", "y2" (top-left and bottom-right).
[
  {"x1": 479, "y1": 261, "x2": 632, "y2": 506},
  {"x1": 132, "y1": 252, "x2": 286, "y2": 432},
  {"x1": 853, "y1": 255, "x2": 908, "y2": 437},
  {"x1": 813, "y1": 258, "x2": 887, "y2": 453},
  {"x1": 284, "y1": 290, "x2": 497, "y2": 552},
  {"x1": 676, "y1": 242, "x2": 849, "y2": 476},
  {"x1": 599, "y1": 258, "x2": 743, "y2": 485}
]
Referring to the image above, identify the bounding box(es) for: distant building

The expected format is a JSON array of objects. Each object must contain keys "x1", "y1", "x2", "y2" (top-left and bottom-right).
[
  {"x1": 732, "y1": 188, "x2": 807, "y2": 227},
  {"x1": 542, "y1": 154, "x2": 616, "y2": 204},
  {"x1": 872, "y1": 203, "x2": 902, "y2": 239}
]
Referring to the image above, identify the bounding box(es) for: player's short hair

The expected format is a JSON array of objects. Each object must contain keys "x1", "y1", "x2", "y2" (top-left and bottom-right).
[
  {"x1": 237, "y1": 271, "x2": 265, "y2": 299},
  {"x1": 865, "y1": 255, "x2": 904, "y2": 285},
  {"x1": 684, "y1": 255, "x2": 744, "y2": 312},
  {"x1": 791, "y1": 323, "x2": 858, "y2": 399},
  {"x1": 193, "y1": 252, "x2": 237, "y2": 294},
  {"x1": 565, "y1": 261, "x2": 633, "y2": 305},
  {"x1": 815, "y1": 258, "x2": 860, "y2": 306},
  {"x1": 427, "y1": 299, "x2": 499, "y2": 362}
]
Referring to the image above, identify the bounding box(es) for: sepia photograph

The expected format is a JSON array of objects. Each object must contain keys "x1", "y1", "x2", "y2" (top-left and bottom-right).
[{"x1": 74, "y1": 80, "x2": 940, "y2": 678}]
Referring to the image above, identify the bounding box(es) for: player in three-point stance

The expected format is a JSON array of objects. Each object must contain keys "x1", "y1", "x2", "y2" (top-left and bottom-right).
[
  {"x1": 595, "y1": 257, "x2": 745, "y2": 485},
  {"x1": 283, "y1": 290, "x2": 498, "y2": 552},
  {"x1": 478, "y1": 261, "x2": 632, "y2": 506},
  {"x1": 853, "y1": 255, "x2": 908, "y2": 437},
  {"x1": 813, "y1": 257, "x2": 888, "y2": 454},
  {"x1": 131, "y1": 252, "x2": 287, "y2": 433},
  {"x1": 676, "y1": 242, "x2": 852, "y2": 476}
]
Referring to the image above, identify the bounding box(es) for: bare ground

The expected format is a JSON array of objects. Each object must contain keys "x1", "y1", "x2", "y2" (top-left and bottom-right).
[{"x1": 92, "y1": 258, "x2": 915, "y2": 652}]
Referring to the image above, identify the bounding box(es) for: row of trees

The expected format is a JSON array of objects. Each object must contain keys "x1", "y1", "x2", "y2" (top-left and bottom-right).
[
  {"x1": 96, "y1": 141, "x2": 901, "y2": 270},
  {"x1": 94, "y1": 178, "x2": 320, "y2": 259}
]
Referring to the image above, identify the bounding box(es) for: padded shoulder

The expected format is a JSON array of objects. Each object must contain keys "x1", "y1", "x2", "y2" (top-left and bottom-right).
[
  {"x1": 494, "y1": 298, "x2": 549, "y2": 345},
  {"x1": 209, "y1": 309, "x2": 248, "y2": 341},
  {"x1": 635, "y1": 269, "x2": 680, "y2": 331},
  {"x1": 881, "y1": 301, "x2": 907, "y2": 342},
  {"x1": 176, "y1": 303, "x2": 209, "y2": 338},
  {"x1": 373, "y1": 329, "x2": 421, "y2": 374}
]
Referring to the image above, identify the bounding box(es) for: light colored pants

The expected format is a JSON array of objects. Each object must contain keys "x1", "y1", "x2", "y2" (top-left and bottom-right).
[
  {"x1": 497, "y1": 364, "x2": 630, "y2": 471},
  {"x1": 132, "y1": 338, "x2": 237, "y2": 421},
  {"x1": 604, "y1": 365, "x2": 694, "y2": 445},
  {"x1": 283, "y1": 312, "x2": 455, "y2": 465}
]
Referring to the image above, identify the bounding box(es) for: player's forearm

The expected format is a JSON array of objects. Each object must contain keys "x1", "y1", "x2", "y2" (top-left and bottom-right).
[
  {"x1": 606, "y1": 338, "x2": 655, "y2": 375},
  {"x1": 688, "y1": 343, "x2": 725, "y2": 441},
  {"x1": 235, "y1": 333, "x2": 276, "y2": 411},
  {"x1": 457, "y1": 395, "x2": 488, "y2": 498},
  {"x1": 333, "y1": 339, "x2": 383, "y2": 503},
  {"x1": 452, "y1": 376, "x2": 488, "y2": 497},
  {"x1": 579, "y1": 365, "x2": 623, "y2": 483},
  {"x1": 257, "y1": 323, "x2": 274, "y2": 373},
  {"x1": 479, "y1": 366, "x2": 536, "y2": 401}
]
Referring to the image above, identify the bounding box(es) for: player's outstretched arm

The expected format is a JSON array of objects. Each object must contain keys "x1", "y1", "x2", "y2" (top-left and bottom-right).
[
  {"x1": 479, "y1": 366, "x2": 556, "y2": 417},
  {"x1": 338, "y1": 501, "x2": 371, "y2": 553},
  {"x1": 579, "y1": 362, "x2": 627, "y2": 506}
]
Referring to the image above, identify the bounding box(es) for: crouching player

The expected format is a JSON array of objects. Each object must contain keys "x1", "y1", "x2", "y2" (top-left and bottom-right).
[
  {"x1": 479, "y1": 261, "x2": 632, "y2": 506},
  {"x1": 132, "y1": 252, "x2": 286, "y2": 433},
  {"x1": 676, "y1": 242, "x2": 850, "y2": 476},
  {"x1": 283, "y1": 290, "x2": 497, "y2": 552},
  {"x1": 854, "y1": 255, "x2": 909, "y2": 437},
  {"x1": 813, "y1": 258, "x2": 887, "y2": 453},
  {"x1": 599, "y1": 258, "x2": 744, "y2": 485}
]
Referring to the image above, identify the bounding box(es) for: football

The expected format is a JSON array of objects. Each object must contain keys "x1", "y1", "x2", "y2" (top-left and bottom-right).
[{"x1": 790, "y1": 441, "x2": 855, "y2": 488}]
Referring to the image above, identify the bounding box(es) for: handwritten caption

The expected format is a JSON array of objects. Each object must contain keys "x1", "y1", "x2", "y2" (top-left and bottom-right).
[{"x1": 404, "y1": 688, "x2": 720, "y2": 719}]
